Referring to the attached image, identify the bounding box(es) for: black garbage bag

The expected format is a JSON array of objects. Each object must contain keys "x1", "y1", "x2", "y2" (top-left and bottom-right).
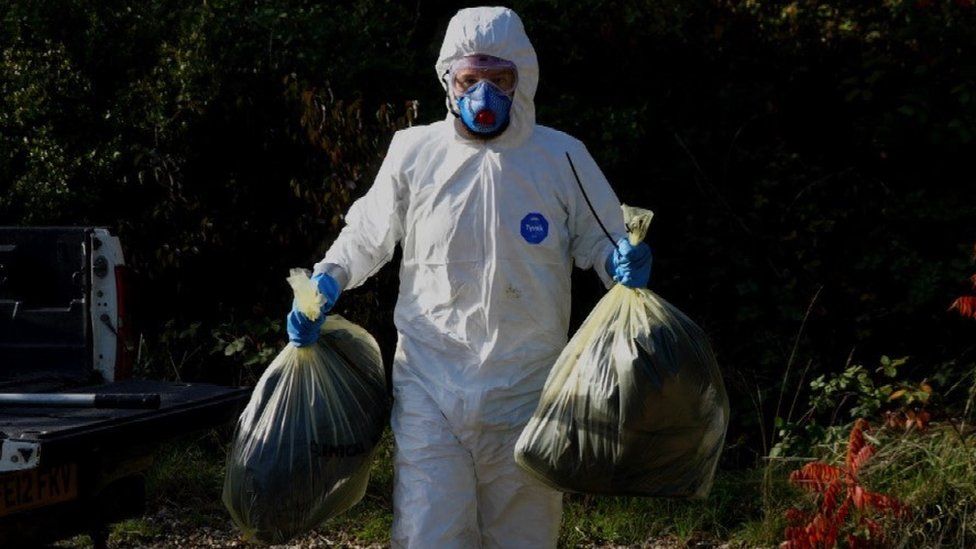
[
  {"x1": 222, "y1": 270, "x2": 389, "y2": 544},
  {"x1": 515, "y1": 206, "x2": 729, "y2": 498}
]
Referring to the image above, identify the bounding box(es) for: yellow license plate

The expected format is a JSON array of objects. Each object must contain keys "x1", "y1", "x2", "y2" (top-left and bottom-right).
[{"x1": 0, "y1": 463, "x2": 78, "y2": 517}]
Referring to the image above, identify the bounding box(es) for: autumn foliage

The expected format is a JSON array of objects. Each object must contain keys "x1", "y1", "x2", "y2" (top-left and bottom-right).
[
  {"x1": 882, "y1": 408, "x2": 931, "y2": 432},
  {"x1": 950, "y1": 295, "x2": 976, "y2": 320},
  {"x1": 782, "y1": 419, "x2": 908, "y2": 548},
  {"x1": 949, "y1": 249, "x2": 976, "y2": 320}
]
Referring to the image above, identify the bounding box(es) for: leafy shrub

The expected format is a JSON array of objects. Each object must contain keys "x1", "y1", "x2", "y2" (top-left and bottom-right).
[
  {"x1": 770, "y1": 355, "x2": 936, "y2": 458},
  {"x1": 806, "y1": 416, "x2": 976, "y2": 547},
  {"x1": 783, "y1": 419, "x2": 908, "y2": 548}
]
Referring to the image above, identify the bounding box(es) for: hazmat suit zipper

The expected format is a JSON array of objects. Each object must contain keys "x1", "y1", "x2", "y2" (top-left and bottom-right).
[{"x1": 479, "y1": 148, "x2": 495, "y2": 365}]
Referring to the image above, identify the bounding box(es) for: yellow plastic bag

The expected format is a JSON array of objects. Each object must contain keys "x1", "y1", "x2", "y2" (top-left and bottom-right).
[
  {"x1": 515, "y1": 206, "x2": 729, "y2": 498},
  {"x1": 222, "y1": 270, "x2": 389, "y2": 544}
]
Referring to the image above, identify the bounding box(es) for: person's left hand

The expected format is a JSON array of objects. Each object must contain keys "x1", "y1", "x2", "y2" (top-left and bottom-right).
[{"x1": 606, "y1": 237, "x2": 652, "y2": 288}]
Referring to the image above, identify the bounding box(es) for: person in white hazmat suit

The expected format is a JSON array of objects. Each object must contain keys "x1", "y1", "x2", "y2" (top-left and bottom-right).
[{"x1": 286, "y1": 6, "x2": 653, "y2": 548}]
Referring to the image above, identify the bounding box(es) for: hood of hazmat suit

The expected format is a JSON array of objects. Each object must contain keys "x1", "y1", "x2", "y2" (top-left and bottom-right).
[
  {"x1": 436, "y1": 9, "x2": 538, "y2": 147},
  {"x1": 315, "y1": 6, "x2": 627, "y2": 548}
]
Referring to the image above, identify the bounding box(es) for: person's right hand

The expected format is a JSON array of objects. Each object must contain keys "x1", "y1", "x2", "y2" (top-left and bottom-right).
[{"x1": 286, "y1": 273, "x2": 341, "y2": 347}]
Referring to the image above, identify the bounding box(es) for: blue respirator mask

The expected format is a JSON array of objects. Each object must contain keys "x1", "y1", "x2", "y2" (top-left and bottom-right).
[
  {"x1": 446, "y1": 55, "x2": 518, "y2": 139},
  {"x1": 456, "y1": 80, "x2": 513, "y2": 137}
]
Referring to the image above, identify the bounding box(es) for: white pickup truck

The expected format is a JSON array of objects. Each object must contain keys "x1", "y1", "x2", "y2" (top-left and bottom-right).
[{"x1": 0, "y1": 227, "x2": 249, "y2": 547}]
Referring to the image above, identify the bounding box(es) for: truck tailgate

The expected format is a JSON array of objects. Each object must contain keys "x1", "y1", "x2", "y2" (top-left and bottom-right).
[{"x1": 0, "y1": 380, "x2": 249, "y2": 465}]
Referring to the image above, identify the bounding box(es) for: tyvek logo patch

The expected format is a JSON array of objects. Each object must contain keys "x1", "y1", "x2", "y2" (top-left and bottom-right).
[{"x1": 520, "y1": 212, "x2": 549, "y2": 244}]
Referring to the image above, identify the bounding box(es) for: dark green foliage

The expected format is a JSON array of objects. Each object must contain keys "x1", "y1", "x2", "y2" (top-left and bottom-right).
[
  {"x1": 2, "y1": 0, "x2": 974, "y2": 459},
  {"x1": 0, "y1": 0, "x2": 418, "y2": 380}
]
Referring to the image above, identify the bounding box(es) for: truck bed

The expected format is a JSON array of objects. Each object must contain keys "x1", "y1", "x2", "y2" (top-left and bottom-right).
[
  {"x1": 0, "y1": 379, "x2": 249, "y2": 464},
  {"x1": 0, "y1": 380, "x2": 250, "y2": 546}
]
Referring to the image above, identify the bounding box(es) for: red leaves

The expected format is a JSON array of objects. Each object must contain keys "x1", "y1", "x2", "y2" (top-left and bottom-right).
[
  {"x1": 950, "y1": 296, "x2": 976, "y2": 319},
  {"x1": 849, "y1": 445, "x2": 875, "y2": 476},
  {"x1": 846, "y1": 418, "x2": 870, "y2": 473},
  {"x1": 950, "y1": 251, "x2": 976, "y2": 319},
  {"x1": 785, "y1": 507, "x2": 810, "y2": 526},
  {"x1": 781, "y1": 420, "x2": 908, "y2": 548},
  {"x1": 790, "y1": 462, "x2": 841, "y2": 495},
  {"x1": 883, "y1": 408, "x2": 931, "y2": 432}
]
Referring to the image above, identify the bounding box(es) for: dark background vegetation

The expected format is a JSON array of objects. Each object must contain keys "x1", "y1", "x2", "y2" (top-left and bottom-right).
[{"x1": 3, "y1": 0, "x2": 975, "y2": 466}]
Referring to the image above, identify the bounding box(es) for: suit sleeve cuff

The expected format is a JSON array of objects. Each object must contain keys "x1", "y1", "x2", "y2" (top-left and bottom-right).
[{"x1": 312, "y1": 262, "x2": 350, "y2": 293}]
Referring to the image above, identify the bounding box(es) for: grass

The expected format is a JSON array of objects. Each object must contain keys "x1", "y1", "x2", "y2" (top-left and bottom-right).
[
  {"x1": 144, "y1": 430, "x2": 231, "y2": 528},
  {"x1": 53, "y1": 418, "x2": 974, "y2": 547},
  {"x1": 53, "y1": 430, "x2": 231, "y2": 549},
  {"x1": 558, "y1": 468, "x2": 781, "y2": 547},
  {"x1": 282, "y1": 431, "x2": 785, "y2": 547},
  {"x1": 101, "y1": 429, "x2": 784, "y2": 547}
]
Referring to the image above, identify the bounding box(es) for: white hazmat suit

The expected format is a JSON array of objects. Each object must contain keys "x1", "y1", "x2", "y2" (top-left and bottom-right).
[{"x1": 314, "y1": 6, "x2": 627, "y2": 548}]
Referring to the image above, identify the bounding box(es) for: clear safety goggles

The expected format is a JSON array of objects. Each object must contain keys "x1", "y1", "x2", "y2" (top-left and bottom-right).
[{"x1": 448, "y1": 55, "x2": 518, "y2": 97}]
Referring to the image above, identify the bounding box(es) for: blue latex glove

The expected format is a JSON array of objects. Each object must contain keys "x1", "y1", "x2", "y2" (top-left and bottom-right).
[
  {"x1": 605, "y1": 237, "x2": 653, "y2": 288},
  {"x1": 286, "y1": 273, "x2": 342, "y2": 347}
]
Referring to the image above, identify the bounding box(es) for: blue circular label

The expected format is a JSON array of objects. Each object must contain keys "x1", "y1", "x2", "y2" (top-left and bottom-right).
[{"x1": 520, "y1": 212, "x2": 549, "y2": 244}]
